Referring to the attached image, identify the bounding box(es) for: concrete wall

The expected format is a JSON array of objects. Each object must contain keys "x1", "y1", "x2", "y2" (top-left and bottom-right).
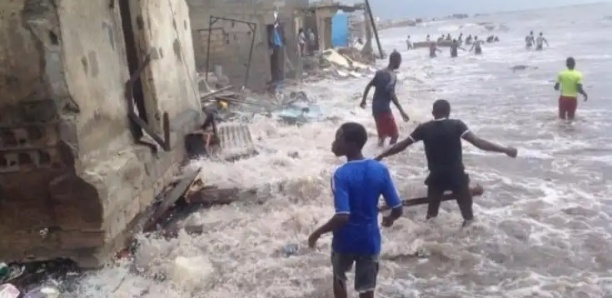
[
  {"x1": 188, "y1": 1, "x2": 274, "y2": 90},
  {"x1": 0, "y1": 0, "x2": 201, "y2": 267},
  {"x1": 187, "y1": 0, "x2": 308, "y2": 90}
]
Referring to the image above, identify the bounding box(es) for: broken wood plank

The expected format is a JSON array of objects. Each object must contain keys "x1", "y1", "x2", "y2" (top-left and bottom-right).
[
  {"x1": 378, "y1": 185, "x2": 484, "y2": 212},
  {"x1": 200, "y1": 85, "x2": 233, "y2": 100},
  {"x1": 142, "y1": 167, "x2": 202, "y2": 232}
]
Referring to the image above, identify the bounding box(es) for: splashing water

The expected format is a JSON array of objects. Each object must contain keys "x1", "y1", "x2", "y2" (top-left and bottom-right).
[{"x1": 69, "y1": 3, "x2": 612, "y2": 298}]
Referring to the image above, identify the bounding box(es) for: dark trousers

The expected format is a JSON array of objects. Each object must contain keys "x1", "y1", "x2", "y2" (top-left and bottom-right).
[{"x1": 425, "y1": 172, "x2": 474, "y2": 220}]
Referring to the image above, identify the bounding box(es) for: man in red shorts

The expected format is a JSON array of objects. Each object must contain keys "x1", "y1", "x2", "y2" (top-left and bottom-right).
[
  {"x1": 360, "y1": 50, "x2": 410, "y2": 147},
  {"x1": 554, "y1": 57, "x2": 588, "y2": 120}
]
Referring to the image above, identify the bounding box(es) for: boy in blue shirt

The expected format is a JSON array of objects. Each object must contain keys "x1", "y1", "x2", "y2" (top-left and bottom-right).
[{"x1": 308, "y1": 122, "x2": 403, "y2": 298}]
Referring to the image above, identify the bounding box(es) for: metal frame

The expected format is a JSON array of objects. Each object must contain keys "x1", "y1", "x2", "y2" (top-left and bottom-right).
[{"x1": 205, "y1": 16, "x2": 257, "y2": 88}]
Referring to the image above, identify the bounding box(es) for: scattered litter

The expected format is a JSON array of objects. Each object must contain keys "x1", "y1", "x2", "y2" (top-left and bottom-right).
[
  {"x1": 23, "y1": 281, "x2": 61, "y2": 298},
  {"x1": 0, "y1": 283, "x2": 20, "y2": 298},
  {"x1": 281, "y1": 244, "x2": 299, "y2": 257}
]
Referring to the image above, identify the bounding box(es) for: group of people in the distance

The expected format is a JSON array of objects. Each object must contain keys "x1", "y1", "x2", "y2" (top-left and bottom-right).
[
  {"x1": 307, "y1": 49, "x2": 588, "y2": 297},
  {"x1": 525, "y1": 31, "x2": 549, "y2": 50}
]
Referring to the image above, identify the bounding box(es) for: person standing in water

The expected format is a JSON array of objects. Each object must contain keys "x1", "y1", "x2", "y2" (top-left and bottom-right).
[
  {"x1": 450, "y1": 39, "x2": 466, "y2": 58},
  {"x1": 535, "y1": 32, "x2": 549, "y2": 50},
  {"x1": 429, "y1": 41, "x2": 442, "y2": 58},
  {"x1": 458, "y1": 33, "x2": 464, "y2": 43},
  {"x1": 469, "y1": 36, "x2": 483, "y2": 55},
  {"x1": 360, "y1": 50, "x2": 410, "y2": 147},
  {"x1": 309, "y1": 122, "x2": 403, "y2": 298},
  {"x1": 555, "y1": 57, "x2": 588, "y2": 120},
  {"x1": 406, "y1": 35, "x2": 413, "y2": 50},
  {"x1": 426, "y1": 34, "x2": 431, "y2": 42},
  {"x1": 375, "y1": 99, "x2": 517, "y2": 226},
  {"x1": 525, "y1": 31, "x2": 535, "y2": 49}
]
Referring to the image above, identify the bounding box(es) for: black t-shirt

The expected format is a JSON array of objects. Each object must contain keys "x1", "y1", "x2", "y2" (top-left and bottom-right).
[{"x1": 409, "y1": 118, "x2": 469, "y2": 174}]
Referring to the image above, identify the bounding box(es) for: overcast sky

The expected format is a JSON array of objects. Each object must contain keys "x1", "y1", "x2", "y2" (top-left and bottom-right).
[{"x1": 339, "y1": 0, "x2": 612, "y2": 20}]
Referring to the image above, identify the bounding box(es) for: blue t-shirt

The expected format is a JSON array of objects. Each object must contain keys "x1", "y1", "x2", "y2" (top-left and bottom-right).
[
  {"x1": 331, "y1": 159, "x2": 402, "y2": 255},
  {"x1": 371, "y1": 70, "x2": 397, "y2": 116}
]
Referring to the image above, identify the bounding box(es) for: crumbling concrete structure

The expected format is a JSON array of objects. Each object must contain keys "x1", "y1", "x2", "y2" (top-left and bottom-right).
[
  {"x1": 188, "y1": 0, "x2": 308, "y2": 90},
  {"x1": 0, "y1": 0, "x2": 202, "y2": 267}
]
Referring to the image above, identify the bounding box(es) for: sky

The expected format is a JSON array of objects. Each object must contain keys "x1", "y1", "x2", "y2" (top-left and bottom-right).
[{"x1": 339, "y1": 0, "x2": 612, "y2": 20}]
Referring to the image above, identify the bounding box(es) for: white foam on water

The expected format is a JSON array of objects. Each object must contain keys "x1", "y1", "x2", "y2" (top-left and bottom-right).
[{"x1": 67, "y1": 4, "x2": 612, "y2": 298}]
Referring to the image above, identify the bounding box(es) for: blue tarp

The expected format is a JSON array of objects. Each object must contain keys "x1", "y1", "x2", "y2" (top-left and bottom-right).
[{"x1": 331, "y1": 12, "x2": 349, "y2": 48}]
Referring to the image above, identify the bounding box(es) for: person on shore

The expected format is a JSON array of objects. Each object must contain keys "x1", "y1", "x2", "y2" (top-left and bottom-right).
[
  {"x1": 406, "y1": 35, "x2": 414, "y2": 50},
  {"x1": 450, "y1": 39, "x2": 466, "y2": 58},
  {"x1": 470, "y1": 36, "x2": 483, "y2": 55},
  {"x1": 375, "y1": 99, "x2": 517, "y2": 226},
  {"x1": 298, "y1": 28, "x2": 307, "y2": 56},
  {"x1": 555, "y1": 57, "x2": 588, "y2": 120},
  {"x1": 307, "y1": 28, "x2": 316, "y2": 55},
  {"x1": 429, "y1": 41, "x2": 442, "y2": 58},
  {"x1": 360, "y1": 50, "x2": 410, "y2": 147},
  {"x1": 445, "y1": 33, "x2": 452, "y2": 41},
  {"x1": 536, "y1": 32, "x2": 549, "y2": 51},
  {"x1": 309, "y1": 122, "x2": 403, "y2": 298}
]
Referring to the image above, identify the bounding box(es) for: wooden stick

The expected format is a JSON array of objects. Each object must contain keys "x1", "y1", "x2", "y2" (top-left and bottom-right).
[{"x1": 378, "y1": 185, "x2": 484, "y2": 212}]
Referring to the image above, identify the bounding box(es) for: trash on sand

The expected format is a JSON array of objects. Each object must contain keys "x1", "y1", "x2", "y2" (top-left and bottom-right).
[
  {"x1": 0, "y1": 263, "x2": 25, "y2": 284},
  {"x1": 23, "y1": 282, "x2": 61, "y2": 298},
  {"x1": 321, "y1": 49, "x2": 369, "y2": 72},
  {"x1": 0, "y1": 283, "x2": 20, "y2": 298}
]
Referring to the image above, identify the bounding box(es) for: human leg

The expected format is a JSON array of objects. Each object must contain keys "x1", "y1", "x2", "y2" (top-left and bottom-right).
[
  {"x1": 451, "y1": 177, "x2": 474, "y2": 223},
  {"x1": 331, "y1": 252, "x2": 354, "y2": 298},
  {"x1": 426, "y1": 184, "x2": 445, "y2": 219},
  {"x1": 558, "y1": 96, "x2": 568, "y2": 119},
  {"x1": 566, "y1": 97, "x2": 578, "y2": 120},
  {"x1": 354, "y1": 255, "x2": 379, "y2": 298}
]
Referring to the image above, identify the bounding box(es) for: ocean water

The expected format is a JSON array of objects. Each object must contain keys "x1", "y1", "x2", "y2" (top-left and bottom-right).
[{"x1": 71, "y1": 3, "x2": 612, "y2": 298}]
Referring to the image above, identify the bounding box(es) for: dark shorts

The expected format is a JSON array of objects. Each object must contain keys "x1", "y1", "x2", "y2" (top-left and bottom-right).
[
  {"x1": 536, "y1": 44, "x2": 543, "y2": 51},
  {"x1": 558, "y1": 96, "x2": 578, "y2": 119},
  {"x1": 425, "y1": 171, "x2": 474, "y2": 220},
  {"x1": 475, "y1": 47, "x2": 482, "y2": 55},
  {"x1": 331, "y1": 251, "x2": 379, "y2": 293},
  {"x1": 373, "y1": 111, "x2": 398, "y2": 138}
]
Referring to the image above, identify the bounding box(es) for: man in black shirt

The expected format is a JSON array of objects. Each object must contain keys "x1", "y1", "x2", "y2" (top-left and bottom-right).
[{"x1": 375, "y1": 99, "x2": 517, "y2": 226}]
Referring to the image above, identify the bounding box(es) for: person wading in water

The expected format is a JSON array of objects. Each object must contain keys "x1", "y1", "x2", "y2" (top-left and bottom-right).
[
  {"x1": 309, "y1": 122, "x2": 403, "y2": 298},
  {"x1": 375, "y1": 99, "x2": 517, "y2": 226},
  {"x1": 555, "y1": 57, "x2": 588, "y2": 120},
  {"x1": 450, "y1": 39, "x2": 466, "y2": 58},
  {"x1": 360, "y1": 50, "x2": 410, "y2": 147}
]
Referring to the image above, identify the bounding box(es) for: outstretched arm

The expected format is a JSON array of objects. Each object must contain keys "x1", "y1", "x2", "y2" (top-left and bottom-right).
[
  {"x1": 554, "y1": 73, "x2": 560, "y2": 90},
  {"x1": 462, "y1": 131, "x2": 517, "y2": 157},
  {"x1": 376, "y1": 124, "x2": 424, "y2": 161},
  {"x1": 375, "y1": 136, "x2": 414, "y2": 161}
]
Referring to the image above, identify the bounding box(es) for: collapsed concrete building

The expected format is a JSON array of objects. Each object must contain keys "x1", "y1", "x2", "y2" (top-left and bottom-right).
[{"x1": 0, "y1": 0, "x2": 202, "y2": 267}]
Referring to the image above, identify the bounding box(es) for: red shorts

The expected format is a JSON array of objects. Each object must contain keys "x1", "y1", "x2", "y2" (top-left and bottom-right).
[
  {"x1": 374, "y1": 111, "x2": 398, "y2": 138},
  {"x1": 558, "y1": 96, "x2": 577, "y2": 119}
]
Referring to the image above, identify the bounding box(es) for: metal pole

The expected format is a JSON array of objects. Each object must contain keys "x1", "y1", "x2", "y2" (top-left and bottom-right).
[
  {"x1": 244, "y1": 23, "x2": 257, "y2": 88},
  {"x1": 364, "y1": 0, "x2": 383, "y2": 59},
  {"x1": 205, "y1": 16, "x2": 213, "y2": 83}
]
